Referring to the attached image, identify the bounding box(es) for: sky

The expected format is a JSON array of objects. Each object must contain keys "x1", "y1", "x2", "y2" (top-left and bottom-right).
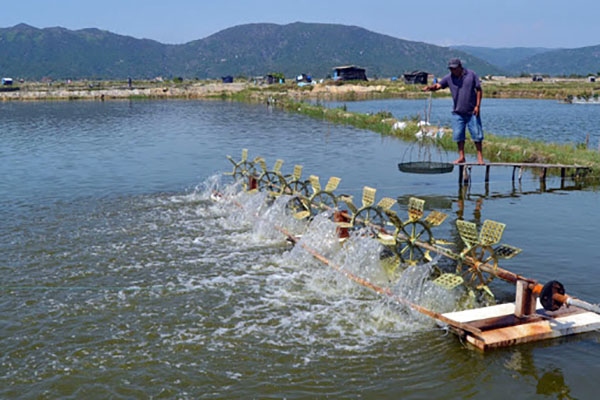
[{"x1": 1, "y1": 0, "x2": 598, "y2": 49}]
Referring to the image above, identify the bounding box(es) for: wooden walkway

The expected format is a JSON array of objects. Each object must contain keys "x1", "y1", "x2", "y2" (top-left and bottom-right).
[{"x1": 457, "y1": 162, "x2": 591, "y2": 186}]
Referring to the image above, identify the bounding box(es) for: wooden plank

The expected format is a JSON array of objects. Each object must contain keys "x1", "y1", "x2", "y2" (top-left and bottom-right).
[
  {"x1": 459, "y1": 162, "x2": 589, "y2": 169},
  {"x1": 442, "y1": 301, "x2": 600, "y2": 351},
  {"x1": 443, "y1": 302, "x2": 518, "y2": 322},
  {"x1": 455, "y1": 162, "x2": 590, "y2": 188},
  {"x1": 466, "y1": 310, "x2": 600, "y2": 350}
]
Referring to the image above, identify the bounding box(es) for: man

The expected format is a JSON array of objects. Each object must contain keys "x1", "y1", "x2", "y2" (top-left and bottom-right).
[{"x1": 424, "y1": 58, "x2": 484, "y2": 164}]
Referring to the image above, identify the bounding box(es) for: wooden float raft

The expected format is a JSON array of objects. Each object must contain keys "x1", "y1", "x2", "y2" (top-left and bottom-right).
[
  {"x1": 442, "y1": 299, "x2": 600, "y2": 351},
  {"x1": 457, "y1": 162, "x2": 591, "y2": 186}
]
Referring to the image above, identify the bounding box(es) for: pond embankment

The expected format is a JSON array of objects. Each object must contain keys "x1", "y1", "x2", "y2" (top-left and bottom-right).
[
  {"x1": 0, "y1": 82, "x2": 249, "y2": 101},
  {"x1": 2, "y1": 76, "x2": 596, "y2": 102},
  {"x1": 0, "y1": 81, "x2": 391, "y2": 102}
]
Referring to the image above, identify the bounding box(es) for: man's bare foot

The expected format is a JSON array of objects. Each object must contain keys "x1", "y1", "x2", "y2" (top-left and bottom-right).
[
  {"x1": 453, "y1": 158, "x2": 466, "y2": 164},
  {"x1": 477, "y1": 157, "x2": 485, "y2": 165}
]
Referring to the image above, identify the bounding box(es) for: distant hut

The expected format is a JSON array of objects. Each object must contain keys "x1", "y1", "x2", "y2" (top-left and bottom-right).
[
  {"x1": 332, "y1": 65, "x2": 367, "y2": 81},
  {"x1": 266, "y1": 74, "x2": 285, "y2": 84},
  {"x1": 403, "y1": 71, "x2": 428, "y2": 85},
  {"x1": 221, "y1": 75, "x2": 233, "y2": 83}
]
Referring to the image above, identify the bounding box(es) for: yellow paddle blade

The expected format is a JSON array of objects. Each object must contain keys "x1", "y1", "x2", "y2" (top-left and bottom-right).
[
  {"x1": 425, "y1": 210, "x2": 447, "y2": 227},
  {"x1": 407, "y1": 197, "x2": 425, "y2": 221},
  {"x1": 309, "y1": 175, "x2": 321, "y2": 193},
  {"x1": 377, "y1": 197, "x2": 397, "y2": 210},
  {"x1": 361, "y1": 186, "x2": 376, "y2": 208},
  {"x1": 325, "y1": 176, "x2": 341, "y2": 192},
  {"x1": 294, "y1": 210, "x2": 311, "y2": 220},
  {"x1": 480, "y1": 220, "x2": 505, "y2": 246},
  {"x1": 292, "y1": 165, "x2": 303, "y2": 180},
  {"x1": 456, "y1": 220, "x2": 479, "y2": 248},
  {"x1": 273, "y1": 159, "x2": 284, "y2": 174},
  {"x1": 433, "y1": 273, "x2": 464, "y2": 290},
  {"x1": 494, "y1": 244, "x2": 522, "y2": 259},
  {"x1": 256, "y1": 157, "x2": 267, "y2": 172},
  {"x1": 339, "y1": 195, "x2": 358, "y2": 215}
]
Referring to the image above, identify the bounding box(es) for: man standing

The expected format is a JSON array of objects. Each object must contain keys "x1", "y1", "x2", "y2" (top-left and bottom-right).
[{"x1": 424, "y1": 58, "x2": 484, "y2": 164}]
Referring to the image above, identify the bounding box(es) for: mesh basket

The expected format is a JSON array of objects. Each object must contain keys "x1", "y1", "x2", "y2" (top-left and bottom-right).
[{"x1": 398, "y1": 161, "x2": 454, "y2": 174}]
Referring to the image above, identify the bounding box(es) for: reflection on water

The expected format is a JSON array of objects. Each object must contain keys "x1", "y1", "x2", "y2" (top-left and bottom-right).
[
  {"x1": 456, "y1": 188, "x2": 484, "y2": 222},
  {"x1": 504, "y1": 348, "x2": 573, "y2": 399}
]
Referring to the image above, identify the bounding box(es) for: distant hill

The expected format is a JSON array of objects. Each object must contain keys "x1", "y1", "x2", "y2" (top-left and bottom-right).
[
  {"x1": 453, "y1": 44, "x2": 600, "y2": 76},
  {"x1": 0, "y1": 23, "x2": 173, "y2": 80},
  {"x1": 451, "y1": 45, "x2": 553, "y2": 70},
  {"x1": 0, "y1": 22, "x2": 502, "y2": 80},
  {"x1": 505, "y1": 45, "x2": 600, "y2": 76},
  {"x1": 175, "y1": 22, "x2": 503, "y2": 80},
  {"x1": 0, "y1": 23, "x2": 598, "y2": 80}
]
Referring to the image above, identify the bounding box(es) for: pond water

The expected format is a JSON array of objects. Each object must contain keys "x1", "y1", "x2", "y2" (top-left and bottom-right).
[
  {"x1": 326, "y1": 97, "x2": 600, "y2": 149},
  {"x1": 1, "y1": 99, "x2": 599, "y2": 399}
]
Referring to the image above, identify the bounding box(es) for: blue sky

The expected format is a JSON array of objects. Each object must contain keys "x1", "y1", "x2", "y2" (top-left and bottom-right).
[{"x1": 1, "y1": 0, "x2": 598, "y2": 49}]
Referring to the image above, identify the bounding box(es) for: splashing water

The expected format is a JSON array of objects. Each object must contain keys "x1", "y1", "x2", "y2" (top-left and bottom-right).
[{"x1": 205, "y1": 177, "x2": 482, "y2": 331}]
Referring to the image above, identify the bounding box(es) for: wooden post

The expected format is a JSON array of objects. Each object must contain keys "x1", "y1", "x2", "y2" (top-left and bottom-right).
[
  {"x1": 515, "y1": 280, "x2": 537, "y2": 318},
  {"x1": 540, "y1": 167, "x2": 547, "y2": 184},
  {"x1": 485, "y1": 165, "x2": 490, "y2": 183},
  {"x1": 463, "y1": 166, "x2": 471, "y2": 186}
]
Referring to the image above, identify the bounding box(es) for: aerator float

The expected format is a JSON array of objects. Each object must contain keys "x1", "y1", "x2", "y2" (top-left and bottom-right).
[{"x1": 221, "y1": 149, "x2": 600, "y2": 351}]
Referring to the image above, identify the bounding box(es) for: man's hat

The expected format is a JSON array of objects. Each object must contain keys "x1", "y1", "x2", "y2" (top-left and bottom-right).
[{"x1": 448, "y1": 58, "x2": 462, "y2": 68}]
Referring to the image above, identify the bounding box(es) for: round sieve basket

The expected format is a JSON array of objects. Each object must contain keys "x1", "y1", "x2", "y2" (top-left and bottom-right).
[{"x1": 398, "y1": 161, "x2": 454, "y2": 174}]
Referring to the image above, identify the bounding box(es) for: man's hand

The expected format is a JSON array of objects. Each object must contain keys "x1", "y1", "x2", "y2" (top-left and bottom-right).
[{"x1": 423, "y1": 83, "x2": 441, "y2": 92}]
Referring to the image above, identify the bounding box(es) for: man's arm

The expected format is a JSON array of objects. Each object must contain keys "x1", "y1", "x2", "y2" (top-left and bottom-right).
[{"x1": 474, "y1": 87, "x2": 482, "y2": 116}]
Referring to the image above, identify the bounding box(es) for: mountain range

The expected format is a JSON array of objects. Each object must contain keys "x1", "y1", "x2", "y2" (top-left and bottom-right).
[{"x1": 1, "y1": 22, "x2": 598, "y2": 81}]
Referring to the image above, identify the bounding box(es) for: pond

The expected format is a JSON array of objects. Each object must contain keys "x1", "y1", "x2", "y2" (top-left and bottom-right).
[{"x1": 1, "y1": 99, "x2": 599, "y2": 399}]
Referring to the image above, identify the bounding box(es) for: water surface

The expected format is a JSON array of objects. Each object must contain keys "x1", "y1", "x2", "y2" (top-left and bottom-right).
[
  {"x1": 327, "y1": 97, "x2": 600, "y2": 149},
  {"x1": 1, "y1": 99, "x2": 599, "y2": 399}
]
